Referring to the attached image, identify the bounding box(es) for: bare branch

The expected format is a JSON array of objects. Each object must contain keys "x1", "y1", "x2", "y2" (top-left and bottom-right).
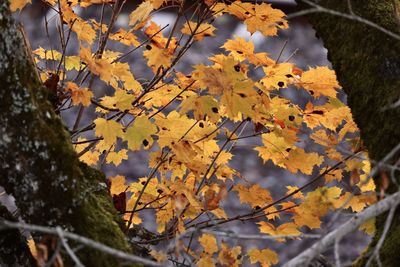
[
  {"x1": 283, "y1": 191, "x2": 400, "y2": 267},
  {"x1": 366, "y1": 205, "x2": 397, "y2": 267},
  {"x1": 56, "y1": 226, "x2": 84, "y2": 267},
  {"x1": 0, "y1": 220, "x2": 171, "y2": 267},
  {"x1": 300, "y1": 0, "x2": 400, "y2": 40},
  {"x1": 200, "y1": 229, "x2": 321, "y2": 241},
  {"x1": 334, "y1": 238, "x2": 342, "y2": 267}
]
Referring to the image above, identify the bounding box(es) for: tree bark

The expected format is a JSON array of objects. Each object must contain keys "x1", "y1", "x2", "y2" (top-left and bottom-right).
[
  {"x1": 296, "y1": 0, "x2": 400, "y2": 266},
  {"x1": 0, "y1": 2, "x2": 138, "y2": 266}
]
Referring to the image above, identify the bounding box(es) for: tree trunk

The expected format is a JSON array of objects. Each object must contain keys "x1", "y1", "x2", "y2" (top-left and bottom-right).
[
  {"x1": 296, "y1": 0, "x2": 400, "y2": 266},
  {"x1": 0, "y1": 2, "x2": 138, "y2": 266}
]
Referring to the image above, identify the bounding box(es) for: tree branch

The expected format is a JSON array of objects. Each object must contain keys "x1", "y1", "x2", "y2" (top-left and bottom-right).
[
  {"x1": 283, "y1": 191, "x2": 400, "y2": 267},
  {"x1": 0, "y1": 220, "x2": 171, "y2": 267}
]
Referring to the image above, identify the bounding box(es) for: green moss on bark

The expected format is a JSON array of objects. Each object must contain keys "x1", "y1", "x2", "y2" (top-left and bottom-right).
[{"x1": 296, "y1": 0, "x2": 400, "y2": 266}]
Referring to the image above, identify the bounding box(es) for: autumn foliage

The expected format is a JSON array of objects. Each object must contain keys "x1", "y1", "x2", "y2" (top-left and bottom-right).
[{"x1": 11, "y1": 0, "x2": 376, "y2": 266}]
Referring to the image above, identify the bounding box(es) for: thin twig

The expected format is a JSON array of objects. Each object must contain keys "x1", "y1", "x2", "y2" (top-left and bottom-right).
[
  {"x1": 56, "y1": 226, "x2": 85, "y2": 267},
  {"x1": 366, "y1": 205, "x2": 397, "y2": 267},
  {"x1": 283, "y1": 191, "x2": 400, "y2": 267},
  {"x1": 334, "y1": 238, "x2": 342, "y2": 267},
  {"x1": 201, "y1": 229, "x2": 321, "y2": 240},
  {"x1": 0, "y1": 221, "x2": 168, "y2": 267},
  {"x1": 300, "y1": 0, "x2": 400, "y2": 40}
]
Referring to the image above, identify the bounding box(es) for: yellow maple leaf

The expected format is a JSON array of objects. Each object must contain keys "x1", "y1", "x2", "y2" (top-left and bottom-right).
[
  {"x1": 199, "y1": 233, "x2": 218, "y2": 255},
  {"x1": 144, "y1": 83, "x2": 195, "y2": 109},
  {"x1": 90, "y1": 18, "x2": 108, "y2": 33},
  {"x1": 26, "y1": 237, "x2": 38, "y2": 260},
  {"x1": 65, "y1": 82, "x2": 93, "y2": 107},
  {"x1": 258, "y1": 221, "x2": 301, "y2": 239},
  {"x1": 271, "y1": 101, "x2": 303, "y2": 128},
  {"x1": 106, "y1": 149, "x2": 128, "y2": 166},
  {"x1": 333, "y1": 192, "x2": 373, "y2": 212},
  {"x1": 181, "y1": 21, "x2": 216, "y2": 41},
  {"x1": 198, "y1": 255, "x2": 216, "y2": 267},
  {"x1": 220, "y1": 79, "x2": 259, "y2": 120},
  {"x1": 103, "y1": 50, "x2": 122, "y2": 61},
  {"x1": 123, "y1": 211, "x2": 142, "y2": 226},
  {"x1": 80, "y1": 46, "x2": 141, "y2": 92},
  {"x1": 155, "y1": 201, "x2": 174, "y2": 233},
  {"x1": 79, "y1": 0, "x2": 114, "y2": 7},
  {"x1": 33, "y1": 47, "x2": 62, "y2": 61},
  {"x1": 65, "y1": 56, "x2": 82, "y2": 71},
  {"x1": 144, "y1": 22, "x2": 178, "y2": 54},
  {"x1": 323, "y1": 168, "x2": 343, "y2": 183},
  {"x1": 80, "y1": 149, "x2": 100, "y2": 166},
  {"x1": 260, "y1": 63, "x2": 294, "y2": 90},
  {"x1": 222, "y1": 37, "x2": 275, "y2": 66},
  {"x1": 60, "y1": 0, "x2": 96, "y2": 44},
  {"x1": 248, "y1": 248, "x2": 279, "y2": 267},
  {"x1": 10, "y1": 0, "x2": 31, "y2": 12},
  {"x1": 128, "y1": 177, "x2": 159, "y2": 196},
  {"x1": 303, "y1": 102, "x2": 329, "y2": 129},
  {"x1": 224, "y1": 2, "x2": 287, "y2": 36},
  {"x1": 143, "y1": 45, "x2": 172, "y2": 72},
  {"x1": 234, "y1": 184, "x2": 272, "y2": 208},
  {"x1": 218, "y1": 242, "x2": 242, "y2": 267},
  {"x1": 155, "y1": 111, "x2": 217, "y2": 147},
  {"x1": 360, "y1": 218, "x2": 376, "y2": 235},
  {"x1": 299, "y1": 66, "x2": 341, "y2": 98},
  {"x1": 110, "y1": 29, "x2": 140, "y2": 47},
  {"x1": 80, "y1": 46, "x2": 112, "y2": 81},
  {"x1": 194, "y1": 56, "x2": 261, "y2": 119},
  {"x1": 150, "y1": 0, "x2": 167, "y2": 9},
  {"x1": 129, "y1": 1, "x2": 154, "y2": 29},
  {"x1": 124, "y1": 116, "x2": 157, "y2": 150},
  {"x1": 286, "y1": 186, "x2": 304, "y2": 200},
  {"x1": 310, "y1": 129, "x2": 337, "y2": 147},
  {"x1": 109, "y1": 175, "x2": 126, "y2": 195},
  {"x1": 283, "y1": 148, "x2": 324, "y2": 175},
  {"x1": 111, "y1": 62, "x2": 142, "y2": 93},
  {"x1": 100, "y1": 89, "x2": 136, "y2": 111},
  {"x1": 193, "y1": 56, "x2": 244, "y2": 94},
  {"x1": 94, "y1": 118, "x2": 124, "y2": 146},
  {"x1": 255, "y1": 132, "x2": 293, "y2": 167},
  {"x1": 210, "y1": 207, "x2": 228, "y2": 219},
  {"x1": 358, "y1": 159, "x2": 376, "y2": 192},
  {"x1": 171, "y1": 140, "x2": 199, "y2": 161},
  {"x1": 323, "y1": 106, "x2": 352, "y2": 130},
  {"x1": 225, "y1": 1, "x2": 254, "y2": 20},
  {"x1": 293, "y1": 186, "x2": 342, "y2": 229},
  {"x1": 245, "y1": 3, "x2": 288, "y2": 36},
  {"x1": 43, "y1": 0, "x2": 56, "y2": 5},
  {"x1": 222, "y1": 36, "x2": 255, "y2": 62}
]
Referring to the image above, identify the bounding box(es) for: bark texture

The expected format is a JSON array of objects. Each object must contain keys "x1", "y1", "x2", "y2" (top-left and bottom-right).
[
  {"x1": 0, "y1": 2, "x2": 137, "y2": 266},
  {"x1": 297, "y1": 0, "x2": 400, "y2": 266}
]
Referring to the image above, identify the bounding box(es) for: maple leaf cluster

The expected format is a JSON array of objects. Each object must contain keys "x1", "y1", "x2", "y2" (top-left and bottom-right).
[{"x1": 12, "y1": 0, "x2": 376, "y2": 265}]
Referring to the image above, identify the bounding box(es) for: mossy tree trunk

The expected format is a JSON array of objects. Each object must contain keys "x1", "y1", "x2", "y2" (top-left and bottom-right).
[
  {"x1": 0, "y1": 2, "x2": 138, "y2": 266},
  {"x1": 296, "y1": 0, "x2": 400, "y2": 266}
]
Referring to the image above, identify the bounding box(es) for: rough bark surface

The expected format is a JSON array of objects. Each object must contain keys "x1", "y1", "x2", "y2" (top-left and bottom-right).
[
  {"x1": 296, "y1": 0, "x2": 400, "y2": 266},
  {"x1": 0, "y1": 2, "x2": 137, "y2": 266}
]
